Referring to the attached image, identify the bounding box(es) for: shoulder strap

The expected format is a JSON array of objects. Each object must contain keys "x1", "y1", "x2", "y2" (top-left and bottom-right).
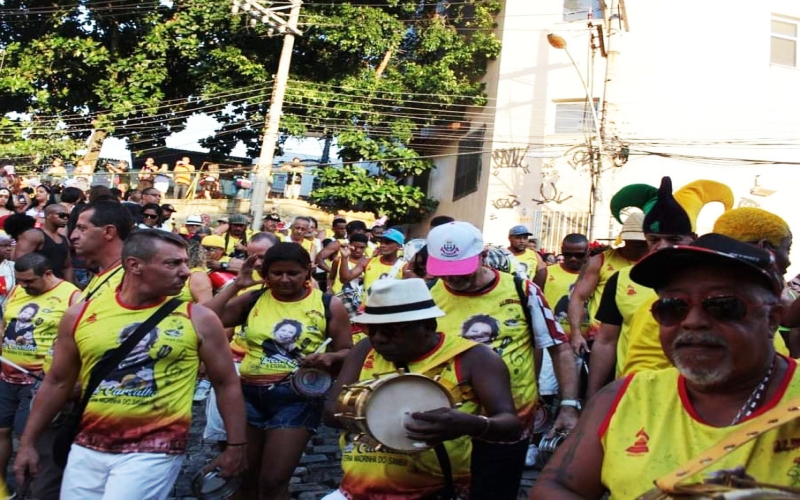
[
  {"x1": 82, "y1": 266, "x2": 124, "y2": 302},
  {"x1": 322, "y1": 292, "x2": 333, "y2": 337},
  {"x1": 241, "y1": 288, "x2": 266, "y2": 329},
  {"x1": 426, "y1": 277, "x2": 439, "y2": 290},
  {"x1": 77, "y1": 298, "x2": 182, "y2": 411}
]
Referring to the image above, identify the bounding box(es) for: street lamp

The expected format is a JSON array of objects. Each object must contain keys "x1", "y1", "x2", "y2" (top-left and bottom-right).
[{"x1": 547, "y1": 33, "x2": 605, "y2": 240}]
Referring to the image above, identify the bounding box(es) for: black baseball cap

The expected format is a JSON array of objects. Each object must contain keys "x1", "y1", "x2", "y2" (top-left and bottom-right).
[{"x1": 630, "y1": 233, "x2": 783, "y2": 294}]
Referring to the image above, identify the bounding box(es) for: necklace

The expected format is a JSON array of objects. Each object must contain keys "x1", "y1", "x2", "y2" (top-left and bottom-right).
[{"x1": 730, "y1": 355, "x2": 777, "y2": 426}]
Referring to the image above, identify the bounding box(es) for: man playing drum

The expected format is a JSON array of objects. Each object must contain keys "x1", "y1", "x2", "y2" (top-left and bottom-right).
[
  {"x1": 324, "y1": 278, "x2": 521, "y2": 500},
  {"x1": 531, "y1": 234, "x2": 800, "y2": 499}
]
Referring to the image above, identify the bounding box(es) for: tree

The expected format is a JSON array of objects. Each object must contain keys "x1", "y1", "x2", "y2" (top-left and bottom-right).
[{"x1": 0, "y1": 0, "x2": 501, "y2": 221}]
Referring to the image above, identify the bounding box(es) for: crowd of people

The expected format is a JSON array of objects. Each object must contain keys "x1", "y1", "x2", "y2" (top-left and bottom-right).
[{"x1": 0, "y1": 174, "x2": 794, "y2": 500}]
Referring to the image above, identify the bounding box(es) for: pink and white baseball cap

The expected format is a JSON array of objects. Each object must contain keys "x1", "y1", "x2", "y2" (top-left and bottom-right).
[{"x1": 426, "y1": 221, "x2": 484, "y2": 276}]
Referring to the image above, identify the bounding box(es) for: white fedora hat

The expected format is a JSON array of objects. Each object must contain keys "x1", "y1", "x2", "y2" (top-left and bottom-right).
[{"x1": 353, "y1": 278, "x2": 445, "y2": 324}]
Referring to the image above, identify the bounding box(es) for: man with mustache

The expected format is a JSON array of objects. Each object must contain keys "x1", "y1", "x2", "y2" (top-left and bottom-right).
[{"x1": 531, "y1": 234, "x2": 799, "y2": 499}]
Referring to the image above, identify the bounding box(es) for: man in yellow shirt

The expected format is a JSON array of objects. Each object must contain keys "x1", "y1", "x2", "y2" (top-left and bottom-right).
[
  {"x1": 507, "y1": 225, "x2": 546, "y2": 288},
  {"x1": 532, "y1": 233, "x2": 799, "y2": 499},
  {"x1": 172, "y1": 157, "x2": 195, "y2": 200}
]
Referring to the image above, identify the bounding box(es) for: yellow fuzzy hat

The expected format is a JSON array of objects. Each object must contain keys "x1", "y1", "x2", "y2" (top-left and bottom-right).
[
  {"x1": 713, "y1": 208, "x2": 790, "y2": 247},
  {"x1": 673, "y1": 180, "x2": 734, "y2": 232}
]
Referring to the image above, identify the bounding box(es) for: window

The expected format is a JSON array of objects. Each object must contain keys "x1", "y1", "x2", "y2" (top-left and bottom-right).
[
  {"x1": 564, "y1": 0, "x2": 602, "y2": 22},
  {"x1": 554, "y1": 100, "x2": 600, "y2": 135},
  {"x1": 452, "y1": 127, "x2": 484, "y2": 201},
  {"x1": 771, "y1": 16, "x2": 799, "y2": 67}
]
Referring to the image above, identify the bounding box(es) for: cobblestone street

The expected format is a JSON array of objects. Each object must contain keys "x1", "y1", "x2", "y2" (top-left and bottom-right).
[{"x1": 171, "y1": 399, "x2": 538, "y2": 499}]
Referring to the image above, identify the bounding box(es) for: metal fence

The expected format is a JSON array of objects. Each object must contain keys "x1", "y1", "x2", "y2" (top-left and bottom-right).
[{"x1": 532, "y1": 210, "x2": 591, "y2": 253}]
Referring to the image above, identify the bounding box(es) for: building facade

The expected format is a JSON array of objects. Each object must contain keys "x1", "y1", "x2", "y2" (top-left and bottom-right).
[{"x1": 426, "y1": 0, "x2": 800, "y2": 274}]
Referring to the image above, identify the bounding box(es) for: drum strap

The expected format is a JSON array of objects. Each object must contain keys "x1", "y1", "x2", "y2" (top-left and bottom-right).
[{"x1": 433, "y1": 443, "x2": 456, "y2": 500}]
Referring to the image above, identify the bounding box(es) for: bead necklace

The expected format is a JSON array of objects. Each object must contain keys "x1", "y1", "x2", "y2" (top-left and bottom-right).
[{"x1": 730, "y1": 355, "x2": 776, "y2": 426}]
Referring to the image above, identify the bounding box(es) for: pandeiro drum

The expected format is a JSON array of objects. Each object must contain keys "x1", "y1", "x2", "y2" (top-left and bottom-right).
[{"x1": 335, "y1": 371, "x2": 455, "y2": 453}]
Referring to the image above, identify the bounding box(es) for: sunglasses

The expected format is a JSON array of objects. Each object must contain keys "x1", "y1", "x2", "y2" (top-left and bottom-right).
[
  {"x1": 56, "y1": 213, "x2": 69, "y2": 219},
  {"x1": 650, "y1": 295, "x2": 773, "y2": 327},
  {"x1": 143, "y1": 214, "x2": 159, "y2": 219}
]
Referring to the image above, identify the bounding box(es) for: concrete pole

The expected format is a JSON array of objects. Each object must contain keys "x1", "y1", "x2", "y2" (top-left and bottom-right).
[
  {"x1": 593, "y1": 0, "x2": 623, "y2": 241},
  {"x1": 249, "y1": 1, "x2": 302, "y2": 230}
]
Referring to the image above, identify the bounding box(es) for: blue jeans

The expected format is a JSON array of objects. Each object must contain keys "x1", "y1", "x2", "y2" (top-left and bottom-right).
[{"x1": 241, "y1": 382, "x2": 323, "y2": 432}]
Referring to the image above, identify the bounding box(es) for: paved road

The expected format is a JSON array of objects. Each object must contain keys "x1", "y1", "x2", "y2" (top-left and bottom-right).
[{"x1": 171, "y1": 399, "x2": 538, "y2": 499}]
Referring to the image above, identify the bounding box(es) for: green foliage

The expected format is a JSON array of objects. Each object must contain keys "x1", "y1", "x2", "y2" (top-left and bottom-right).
[{"x1": 0, "y1": 0, "x2": 501, "y2": 222}]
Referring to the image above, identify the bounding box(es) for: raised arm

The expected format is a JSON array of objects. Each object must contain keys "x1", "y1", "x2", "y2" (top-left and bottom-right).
[
  {"x1": 338, "y1": 247, "x2": 366, "y2": 284},
  {"x1": 567, "y1": 254, "x2": 603, "y2": 354},
  {"x1": 315, "y1": 240, "x2": 342, "y2": 273}
]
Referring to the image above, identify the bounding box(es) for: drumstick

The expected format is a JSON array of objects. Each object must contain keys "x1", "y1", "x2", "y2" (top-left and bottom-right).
[
  {"x1": 0, "y1": 355, "x2": 43, "y2": 381},
  {"x1": 313, "y1": 338, "x2": 333, "y2": 355}
]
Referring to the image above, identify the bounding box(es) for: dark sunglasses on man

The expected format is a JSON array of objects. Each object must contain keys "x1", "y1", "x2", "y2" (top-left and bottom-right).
[{"x1": 650, "y1": 295, "x2": 776, "y2": 327}]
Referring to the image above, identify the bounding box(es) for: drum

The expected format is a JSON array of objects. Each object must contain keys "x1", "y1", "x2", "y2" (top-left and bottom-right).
[
  {"x1": 209, "y1": 271, "x2": 237, "y2": 291},
  {"x1": 290, "y1": 367, "x2": 332, "y2": 398},
  {"x1": 336, "y1": 372, "x2": 454, "y2": 452},
  {"x1": 191, "y1": 468, "x2": 241, "y2": 500}
]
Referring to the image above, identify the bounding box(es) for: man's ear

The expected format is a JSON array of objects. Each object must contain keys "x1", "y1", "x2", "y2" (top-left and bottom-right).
[{"x1": 124, "y1": 257, "x2": 142, "y2": 276}]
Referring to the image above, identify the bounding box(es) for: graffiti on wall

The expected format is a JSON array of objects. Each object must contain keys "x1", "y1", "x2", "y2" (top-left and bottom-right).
[{"x1": 492, "y1": 148, "x2": 530, "y2": 175}]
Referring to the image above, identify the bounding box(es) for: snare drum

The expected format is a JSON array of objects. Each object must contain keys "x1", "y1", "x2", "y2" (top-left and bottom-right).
[
  {"x1": 335, "y1": 372, "x2": 454, "y2": 452},
  {"x1": 290, "y1": 367, "x2": 332, "y2": 398}
]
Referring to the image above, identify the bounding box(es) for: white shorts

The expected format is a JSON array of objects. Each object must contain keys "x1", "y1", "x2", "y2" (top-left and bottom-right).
[
  {"x1": 203, "y1": 362, "x2": 240, "y2": 442},
  {"x1": 61, "y1": 444, "x2": 184, "y2": 500},
  {"x1": 538, "y1": 349, "x2": 558, "y2": 396},
  {"x1": 321, "y1": 490, "x2": 348, "y2": 500}
]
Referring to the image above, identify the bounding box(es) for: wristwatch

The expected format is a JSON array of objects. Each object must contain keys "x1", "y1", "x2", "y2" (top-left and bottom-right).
[
  {"x1": 220, "y1": 262, "x2": 229, "y2": 271},
  {"x1": 559, "y1": 399, "x2": 582, "y2": 411}
]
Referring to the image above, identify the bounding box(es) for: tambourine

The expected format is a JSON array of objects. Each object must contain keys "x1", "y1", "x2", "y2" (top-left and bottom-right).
[
  {"x1": 538, "y1": 432, "x2": 567, "y2": 465},
  {"x1": 192, "y1": 468, "x2": 241, "y2": 500}
]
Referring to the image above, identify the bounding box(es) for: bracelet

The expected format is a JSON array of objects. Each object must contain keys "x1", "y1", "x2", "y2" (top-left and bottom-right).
[
  {"x1": 475, "y1": 415, "x2": 492, "y2": 439},
  {"x1": 226, "y1": 442, "x2": 248, "y2": 447}
]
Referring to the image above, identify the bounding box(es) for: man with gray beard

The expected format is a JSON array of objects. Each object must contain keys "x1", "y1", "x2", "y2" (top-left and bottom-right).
[{"x1": 531, "y1": 233, "x2": 800, "y2": 499}]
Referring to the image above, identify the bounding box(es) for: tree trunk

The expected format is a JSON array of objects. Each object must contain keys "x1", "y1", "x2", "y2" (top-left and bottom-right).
[
  {"x1": 81, "y1": 128, "x2": 107, "y2": 170},
  {"x1": 375, "y1": 47, "x2": 394, "y2": 80}
]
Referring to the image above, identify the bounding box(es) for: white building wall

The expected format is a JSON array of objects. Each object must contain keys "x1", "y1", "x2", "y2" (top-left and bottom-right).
[{"x1": 429, "y1": 0, "x2": 800, "y2": 274}]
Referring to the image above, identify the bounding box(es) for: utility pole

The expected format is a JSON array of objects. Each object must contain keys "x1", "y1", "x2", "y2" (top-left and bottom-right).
[
  {"x1": 594, "y1": 0, "x2": 625, "y2": 240},
  {"x1": 231, "y1": 0, "x2": 303, "y2": 230}
]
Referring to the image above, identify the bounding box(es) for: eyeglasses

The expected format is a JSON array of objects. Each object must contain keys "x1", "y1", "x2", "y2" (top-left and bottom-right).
[
  {"x1": 143, "y1": 214, "x2": 159, "y2": 220},
  {"x1": 650, "y1": 295, "x2": 774, "y2": 327}
]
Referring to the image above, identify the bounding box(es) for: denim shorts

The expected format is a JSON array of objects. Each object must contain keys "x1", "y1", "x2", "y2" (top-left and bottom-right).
[
  {"x1": 0, "y1": 379, "x2": 34, "y2": 434},
  {"x1": 241, "y1": 382, "x2": 323, "y2": 433}
]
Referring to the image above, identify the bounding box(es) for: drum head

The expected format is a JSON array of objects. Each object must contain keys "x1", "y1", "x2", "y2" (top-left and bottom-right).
[
  {"x1": 365, "y1": 375, "x2": 452, "y2": 452},
  {"x1": 292, "y1": 368, "x2": 332, "y2": 398}
]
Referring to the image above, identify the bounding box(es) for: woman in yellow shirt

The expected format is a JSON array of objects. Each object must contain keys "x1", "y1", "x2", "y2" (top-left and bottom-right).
[{"x1": 206, "y1": 243, "x2": 352, "y2": 500}]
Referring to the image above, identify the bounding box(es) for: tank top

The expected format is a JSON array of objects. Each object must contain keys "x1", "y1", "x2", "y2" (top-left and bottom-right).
[
  {"x1": 430, "y1": 270, "x2": 538, "y2": 435},
  {"x1": 362, "y1": 257, "x2": 403, "y2": 299},
  {"x1": 72, "y1": 293, "x2": 198, "y2": 454},
  {"x1": 613, "y1": 267, "x2": 656, "y2": 376},
  {"x1": 542, "y1": 264, "x2": 582, "y2": 335},
  {"x1": 175, "y1": 268, "x2": 207, "y2": 302},
  {"x1": 79, "y1": 263, "x2": 125, "y2": 302},
  {"x1": 331, "y1": 257, "x2": 362, "y2": 294},
  {"x1": 230, "y1": 283, "x2": 267, "y2": 363},
  {"x1": 587, "y1": 248, "x2": 636, "y2": 337},
  {"x1": 622, "y1": 297, "x2": 791, "y2": 376},
  {"x1": 600, "y1": 360, "x2": 800, "y2": 499},
  {"x1": 239, "y1": 287, "x2": 328, "y2": 385},
  {"x1": 339, "y1": 333, "x2": 477, "y2": 499},
  {"x1": 39, "y1": 230, "x2": 70, "y2": 279},
  {"x1": 2, "y1": 281, "x2": 79, "y2": 383},
  {"x1": 510, "y1": 248, "x2": 541, "y2": 280}
]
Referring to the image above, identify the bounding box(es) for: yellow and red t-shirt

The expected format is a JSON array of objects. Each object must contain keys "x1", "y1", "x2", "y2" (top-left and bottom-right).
[
  {"x1": 340, "y1": 333, "x2": 477, "y2": 499},
  {"x1": 239, "y1": 287, "x2": 328, "y2": 385},
  {"x1": 73, "y1": 293, "x2": 199, "y2": 454},
  {"x1": 362, "y1": 256, "x2": 404, "y2": 300},
  {"x1": 509, "y1": 248, "x2": 542, "y2": 281},
  {"x1": 79, "y1": 263, "x2": 124, "y2": 302},
  {"x1": 600, "y1": 360, "x2": 800, "y2": 499},
  {"x1": 586, "y1": 248, "x2": 636, "y2": 337},
  {"x1": 430, "y1": 270, "x2": 567, "y2": 437},
  {"x1": 542, "y1": 263, "x2": 582, "y2": 336},
  {"x1": 2, "y1": 281, "x2": 79, "y2": 383}
]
